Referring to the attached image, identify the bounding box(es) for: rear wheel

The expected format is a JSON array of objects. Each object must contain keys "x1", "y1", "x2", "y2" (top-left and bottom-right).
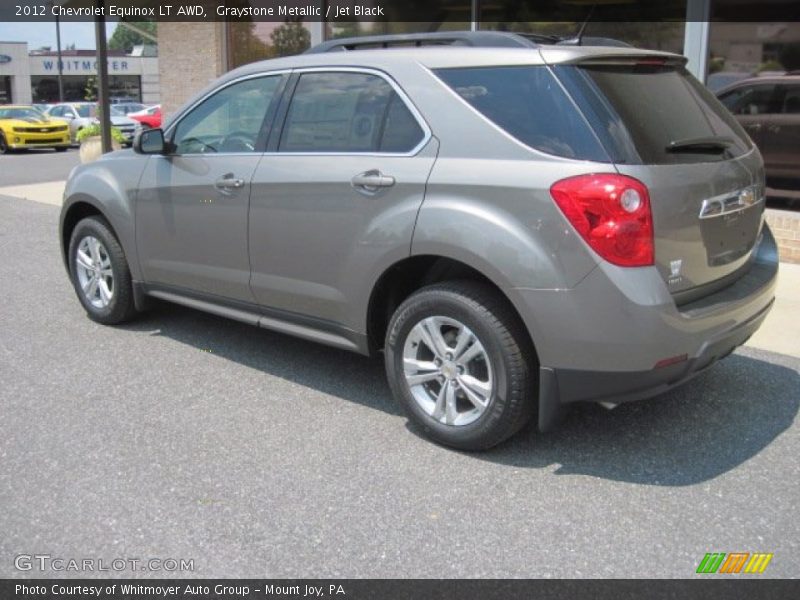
[
  {"x1": 68, "y1": 216, "x2": 138, "y2": 325},
  {"x1": 385, "y1": 281, "x2": 536, "y2": 450}
]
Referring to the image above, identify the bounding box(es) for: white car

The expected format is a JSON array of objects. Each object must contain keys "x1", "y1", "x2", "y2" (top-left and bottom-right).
[{"x1": 45, "y1": 102, "x2": 141, "y2": 145}]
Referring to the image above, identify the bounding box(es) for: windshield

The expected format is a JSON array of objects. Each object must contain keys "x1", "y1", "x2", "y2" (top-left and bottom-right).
[
  {"x1": 554, "y1": 63, "x2": 753, "y2": 164},
  {"x1": 75, "y1": 105, "x2": 96, "y2": 118},
  {"x1": 0, "y1": 107, "x2": 45, "y2": 120}
]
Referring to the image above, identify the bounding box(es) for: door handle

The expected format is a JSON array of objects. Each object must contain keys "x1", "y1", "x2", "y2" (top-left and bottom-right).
[
  {"x1": 351, "y1": 170, "x2": 395, "y2": 192},
  {"x1": 214, "y1": 174, "x2": 245, "y2": 192}
]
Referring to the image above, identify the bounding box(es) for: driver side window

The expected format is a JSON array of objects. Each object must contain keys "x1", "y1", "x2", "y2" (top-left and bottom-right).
[{"x1": 172, "y1": 75, "x2": 281, "y2": 154}]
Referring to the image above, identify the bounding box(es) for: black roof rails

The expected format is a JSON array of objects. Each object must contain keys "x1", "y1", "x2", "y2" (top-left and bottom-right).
[
  {"x1": 306, "y1": 31, "x2": 545, "y2": 54},
  {"x1": 305, "y1": 31, "x2": 631, "y2": 54}
]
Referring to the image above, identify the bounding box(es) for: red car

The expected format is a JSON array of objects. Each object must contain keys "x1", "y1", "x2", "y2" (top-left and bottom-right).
[{"x1": 128, "y1": 105, "x2": 161, "y2": 129}]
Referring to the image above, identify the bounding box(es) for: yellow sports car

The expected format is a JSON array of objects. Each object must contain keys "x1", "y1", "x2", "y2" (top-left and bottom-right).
[{"x1": 0, "y1": 105, "x2": 71, "y2": 153}]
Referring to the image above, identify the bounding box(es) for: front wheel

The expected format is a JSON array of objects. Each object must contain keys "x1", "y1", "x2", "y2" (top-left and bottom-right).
[
  {"x1": 0, "y1": 133, "x2": 9, "y2": 154},
  {"x1": 385, "y1": 281, "x2": 536, "y2": 451},
  {"x1": 68, "y1": 216, "x2": 138, "y2": 324}
]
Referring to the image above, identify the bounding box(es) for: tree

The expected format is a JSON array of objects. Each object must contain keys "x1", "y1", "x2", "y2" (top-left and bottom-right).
[
  {"x1": 270, "y1": 21, "x2": 311, "y2": 57},
  {"x1": 108, "y1": 21, "x2": 157, "y2": 53},
  {"x1": 84, "y1": 76, "x2": 97, "y2": 101}
]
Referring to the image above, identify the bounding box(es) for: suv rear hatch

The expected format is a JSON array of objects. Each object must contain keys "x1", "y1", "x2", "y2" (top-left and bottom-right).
[{"x1": 549, "y1": 52, "x2": 765, "y2": 301}]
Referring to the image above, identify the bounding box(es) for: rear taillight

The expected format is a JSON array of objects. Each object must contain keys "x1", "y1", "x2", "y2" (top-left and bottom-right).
[{"x1": 550, "y1": 174, "x2": 654, "y2": 267}]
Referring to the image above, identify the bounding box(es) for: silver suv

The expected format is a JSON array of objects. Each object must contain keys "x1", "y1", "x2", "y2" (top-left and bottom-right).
[{"x1": 59, "y1": 33, "x2": 778, "y2": 450}]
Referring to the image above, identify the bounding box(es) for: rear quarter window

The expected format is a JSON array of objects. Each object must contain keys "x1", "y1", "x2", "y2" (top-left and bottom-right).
[{"x1": 434, "y1": 66, "x2": 609, "y2": 162}]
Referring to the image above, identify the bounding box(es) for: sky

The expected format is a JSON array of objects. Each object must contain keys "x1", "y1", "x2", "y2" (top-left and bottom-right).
[{"x1": 0, "y1": 21, "x2": 118, "y2": 51}]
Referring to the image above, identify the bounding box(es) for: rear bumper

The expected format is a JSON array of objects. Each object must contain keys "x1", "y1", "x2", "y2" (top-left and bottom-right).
[{"x1": 516, "y1": 225, "x2": 779, "y2": 431}]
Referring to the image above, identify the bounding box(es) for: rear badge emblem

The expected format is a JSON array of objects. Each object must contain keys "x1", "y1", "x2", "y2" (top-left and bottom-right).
[{"x1": 669, "y1": 259, "x2": 683, "y2": 286}]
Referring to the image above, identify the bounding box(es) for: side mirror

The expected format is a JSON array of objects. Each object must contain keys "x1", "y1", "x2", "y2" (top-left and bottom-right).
[{"x1": 134, "y1": 127, "x2": 168, "y2": 154}]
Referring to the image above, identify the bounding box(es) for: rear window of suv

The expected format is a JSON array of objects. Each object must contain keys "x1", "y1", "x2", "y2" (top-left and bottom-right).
[
  {"x1": 434, "y1": 66, "x2": 610, "y2": 162},
  {"x1": 553, "y1": 63, "x2": 753, "y2": 165}
]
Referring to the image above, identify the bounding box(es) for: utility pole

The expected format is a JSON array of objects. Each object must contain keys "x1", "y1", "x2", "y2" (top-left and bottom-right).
[
  {"x1": 55, "y1": 12, "x2": 64, "y2": 102},
  {"x1": 94, "y1": 0, "x2": 112, "y2": 154}
]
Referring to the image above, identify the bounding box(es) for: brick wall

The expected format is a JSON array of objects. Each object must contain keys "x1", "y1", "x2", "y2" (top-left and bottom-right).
[
  {"x1": 766, "y1": 208, "x2": 800, "y2": 264},
  {"x1": 157, "y1": 22, "x2": 225, "y2": 120}
]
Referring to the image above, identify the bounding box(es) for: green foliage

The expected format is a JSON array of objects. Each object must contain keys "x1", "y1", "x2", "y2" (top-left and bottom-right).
[
  {"x1": 709, "y1": 56, "x2": 726, "y2": 75},
  {"x1": 270, "y1": 21, "x2": 311, "y2": 57},
  {"x1": 757, "y1": 59, "x2": 785, "y2": 73},
  {"x1": 108, "y1": 21, "x2": 157, "y2": 53},
  {"x1": 76, "y1": 123, "x2": 126, "y2": 145},
  {"x1": 84, "y1": 76, "x2": 97, "y2": 102}
]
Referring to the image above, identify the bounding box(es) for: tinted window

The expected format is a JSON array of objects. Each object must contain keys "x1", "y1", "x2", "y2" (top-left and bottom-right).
[
  {"x1": 435, "y1": 66, "x2": 608, "y2": 162},
  {"x1": 279, "y1": 72, "x2": 424, "y2": 153},
  {"x1": 556, "y1": 64, "x2": 753, "y2": 164},
  {"x1": 781, "y1": 85, "x2": 800, "y2": 114},
  {"x1": 173, "y1": 76, "x2": 280, "y2": 154},
  {"x1": 719, "y1": 84, "x2": 779, "y2": 115},
  {"x1": 75, "y1": 105, "x2": 95, "y2": 118},
  {"x1": 49, "y1": 106, "x2": 63, "y2": 117}
]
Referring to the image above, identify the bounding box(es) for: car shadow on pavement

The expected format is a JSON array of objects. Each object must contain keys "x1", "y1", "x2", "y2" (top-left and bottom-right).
[
  {"x1": 480, "y1": 353, "x2": 799, "y2": 486},
  {"x1": 121, "y1": 302, "x2": 799, "y2": 487}
]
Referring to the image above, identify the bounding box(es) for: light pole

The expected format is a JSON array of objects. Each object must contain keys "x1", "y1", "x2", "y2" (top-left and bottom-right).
[{"x1": 55, "y1": 12, "x2": 64, "y2": 102}]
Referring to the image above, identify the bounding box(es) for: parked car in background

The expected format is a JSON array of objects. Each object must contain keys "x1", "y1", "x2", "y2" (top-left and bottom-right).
[
  {"x1": 128, "y1": 104, "x2": 161, "y2": 129},
  {"x1": 32, "y1": 102, "x2": 55, "y2": 115},
  {"x1": 59, "y1": 32, "x2": 778, "y2": 450},
  {"x1": 706, "y1": 71, "x2": 752, "y2": 93},
  {"x1": 112, "y1": 102, "x2": 147, "y2": 115},
  {"x1": 0, "y1": 105, "x2": 70, "y2": 153},
  {"x1": 45, "y1": 102, "x2": 141, "y2": 146},
  {"x1": 717, "y1": 74, "x2": 800, "y2": 199}
]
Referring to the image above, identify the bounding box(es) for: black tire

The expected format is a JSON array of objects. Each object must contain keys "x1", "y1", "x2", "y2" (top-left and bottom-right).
[
  {"x1": 55, "y1": 146, "x2": 68, "y2": 152},
  {"x1": 0, "y1": 133, "x2": 9, "y2": 154},
  {"x1": 68, "y1": 216, "x2": 138, "y2": 325},
  {"x1": 385, "y1": 280, "x2": 537, "y2": 451}
]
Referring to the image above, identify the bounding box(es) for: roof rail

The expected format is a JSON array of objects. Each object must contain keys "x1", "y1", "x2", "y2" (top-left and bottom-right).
[
  {"x1": 305, "y1": 31, "x2": 632, "y2": 54},
  {"x1": 305, "y1": 31, "x2": 546, "y2": 54}
]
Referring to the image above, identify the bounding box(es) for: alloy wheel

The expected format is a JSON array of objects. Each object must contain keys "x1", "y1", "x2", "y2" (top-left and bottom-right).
[
  {"x1": 402, "y1": 316, "x2": 494, "y2": 426},
  {"x1": 75, "y1": 235, "x2": 114, "y2": 309}
]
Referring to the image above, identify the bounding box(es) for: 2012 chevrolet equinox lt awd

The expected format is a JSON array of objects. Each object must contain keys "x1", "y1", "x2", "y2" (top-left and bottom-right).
[{"x1": 59, "y1": 32, "x2": 778, "y2": 450}]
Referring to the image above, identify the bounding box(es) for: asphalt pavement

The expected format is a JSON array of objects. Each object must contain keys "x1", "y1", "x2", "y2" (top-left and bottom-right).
[
  {"x1": 0, "y1": 146, "x2": 81, "y2": 185},
  {"x1": 0, "y1": 190, "x2": 798, "y2": 579}
]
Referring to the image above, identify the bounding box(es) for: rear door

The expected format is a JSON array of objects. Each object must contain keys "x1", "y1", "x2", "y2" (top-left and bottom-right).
[
  {"x1": 248, "y1": 69, "x2": 437, "y2": 326},
  {"x1": 554, "y1": 59, "x2": 765, "y2": 298}
]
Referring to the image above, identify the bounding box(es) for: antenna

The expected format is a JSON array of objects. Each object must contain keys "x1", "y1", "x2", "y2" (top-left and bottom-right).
[{"x1": 559, "y1": 4, "x2": 596, "y2": 46}]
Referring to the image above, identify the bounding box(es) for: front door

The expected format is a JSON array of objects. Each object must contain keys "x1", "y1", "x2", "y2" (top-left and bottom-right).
[{"x1": 136, "y1": 74, "x2": 284, "y2": 302}]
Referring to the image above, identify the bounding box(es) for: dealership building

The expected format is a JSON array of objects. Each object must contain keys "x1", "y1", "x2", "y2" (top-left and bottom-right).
[
  {"x1": 150, "y1": 0, "x2": 799, "y2": 117},
  {"x1": 0, "y1": 42, "x2": 159, "y2": 105}
]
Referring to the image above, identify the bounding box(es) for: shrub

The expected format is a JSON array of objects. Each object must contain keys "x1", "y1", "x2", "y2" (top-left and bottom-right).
[{"x1": 76, "y1": 123, "x2": 126, "y2": 145}]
